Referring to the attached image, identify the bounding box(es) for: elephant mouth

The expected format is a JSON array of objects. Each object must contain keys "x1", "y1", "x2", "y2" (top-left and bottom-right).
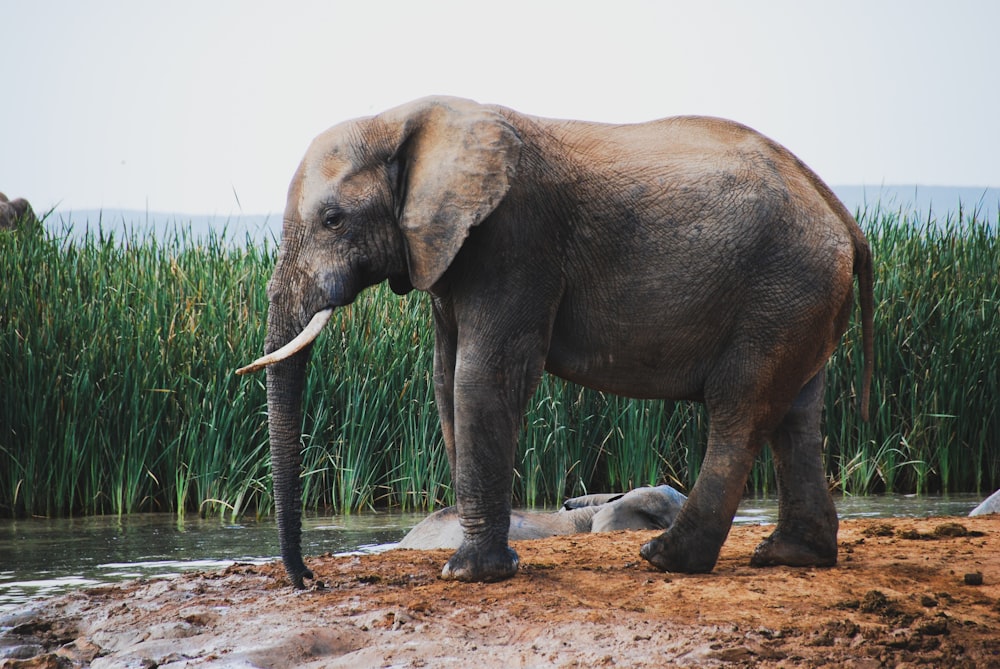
[{"x1": 235, "y1": 308, "x2": 334, "y2": 375}]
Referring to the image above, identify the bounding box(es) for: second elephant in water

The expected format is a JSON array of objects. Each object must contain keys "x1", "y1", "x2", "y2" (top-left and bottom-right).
[
  {"x1": 969, "y1": 488, "x2": 1000, "y2": 516},
  {"x1": 398, "y1": 485, "x2": 687, "y2": 550}
]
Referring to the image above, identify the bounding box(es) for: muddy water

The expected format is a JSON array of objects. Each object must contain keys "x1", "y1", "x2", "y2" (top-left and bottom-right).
[{"x1": 0, "y1": 494, "x2": 981, "y2": 614}]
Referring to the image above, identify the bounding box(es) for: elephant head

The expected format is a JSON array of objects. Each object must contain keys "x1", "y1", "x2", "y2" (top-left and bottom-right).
[
  {"x1": 238, "y1": 97, "x2": 522, "y2": 587},
  {"x1": 589, "y1": 485, "x2": 688, "y2": 532},
  {"x1": 0, "y1": 193, "x2": 35, "y2": 230}
]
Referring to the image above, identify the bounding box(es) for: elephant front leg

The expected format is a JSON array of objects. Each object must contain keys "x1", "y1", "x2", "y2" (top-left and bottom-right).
[
  {"x1": 442, "y1": 462, "x2": 520, "y2": 583},
  {"x1": 440, "y1": 358, "x2": 543, "y2": 582},
  {"x1": 432, "y1": 307, "x2": 458, "y2": 475}
]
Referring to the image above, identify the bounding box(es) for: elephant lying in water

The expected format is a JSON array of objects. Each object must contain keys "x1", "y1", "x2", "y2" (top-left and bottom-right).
[
  {"x1": 969, "y1": 489, "x2": 1000, "y2": 516},
  {"x1": 398, "y1": 485, "x2": 688, "y2": 550}
]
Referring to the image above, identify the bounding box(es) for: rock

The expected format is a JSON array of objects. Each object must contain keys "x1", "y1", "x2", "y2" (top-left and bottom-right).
[
  {"x1": 963, "y1": 572, "x2": 984, "y2": 586},
  {"x1": 0, "y1": 643, "x2": 46, "y2": 660},
  {"x1": 0, "y1": 653, "x2": 63, "y2": 668},
  {"x1": 55, "y1": 638, "x2": 103, "y2": 664}
]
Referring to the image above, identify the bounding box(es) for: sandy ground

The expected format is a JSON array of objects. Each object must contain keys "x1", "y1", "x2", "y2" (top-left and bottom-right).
[{"x1": 2, "y1": 516, "x2": 999, "y2": 668}]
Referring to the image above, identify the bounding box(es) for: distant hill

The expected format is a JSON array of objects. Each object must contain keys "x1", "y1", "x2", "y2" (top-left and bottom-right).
[
  {"x1": 44, "y1": 210, "x2": 282, "y2": 247},
  {"x1": 46, "y1": 186, "x2": 998, "y2": 246}
]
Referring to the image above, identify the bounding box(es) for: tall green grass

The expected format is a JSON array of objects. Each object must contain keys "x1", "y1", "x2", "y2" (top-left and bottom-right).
[
  {"x1": 1, "y1": 223, "x2": 275, "y2": 518},
  {"x1": 824, "y1": 207, "x2": 1000, "y2": 494},
  {"x1": 1, "y1": 206, "x2": 997, "y2": 518}
]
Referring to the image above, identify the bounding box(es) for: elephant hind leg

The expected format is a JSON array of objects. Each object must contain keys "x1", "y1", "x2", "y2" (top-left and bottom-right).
[
  {"x1": 640, "y1": 345, "x2": 815, "y2": 574},
  {"x1": 751, "y1": 371, "x2": 838, "y2": 568},
  {"x1": 640, "y1": 419, "x2": 762, "y2": 573}
]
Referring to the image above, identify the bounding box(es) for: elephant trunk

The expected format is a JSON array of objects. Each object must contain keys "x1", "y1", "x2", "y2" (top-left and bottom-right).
[{"x1": 261, "y1": 304, "x2": 320, "y2": 588}]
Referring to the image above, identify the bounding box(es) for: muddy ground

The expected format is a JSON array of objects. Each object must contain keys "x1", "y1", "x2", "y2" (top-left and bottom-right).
[{"x1": 2, "y1": 516, "x2": 999, "y2": 668}]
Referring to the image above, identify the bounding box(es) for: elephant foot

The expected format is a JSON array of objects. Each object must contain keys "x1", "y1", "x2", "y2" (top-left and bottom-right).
[
  {"x1": 750, "y1": 531, "x2": 837, "y2": 568},
  {"x1": 441, "y1": 542, "x2": 520, "y2": 582},
  {"x1": 286, "y1": 564, "x2": 314, "y2": 590},
  {"x1": 639, "y1": 531, "x2": 720, "y2": 574}
]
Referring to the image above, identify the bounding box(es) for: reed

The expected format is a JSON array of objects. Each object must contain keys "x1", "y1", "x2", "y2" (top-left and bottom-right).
[
  {"x1": 1, "y1": 205, "x2": 997, "y2": 518},
  {"x1": 824, "y1": 207, "x2": 1000, "y2": 494}
]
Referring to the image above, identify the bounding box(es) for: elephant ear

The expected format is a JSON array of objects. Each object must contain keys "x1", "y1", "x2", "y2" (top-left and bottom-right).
[{"x1": 387, "y1": 97, "x2": 522, "y2": 291}]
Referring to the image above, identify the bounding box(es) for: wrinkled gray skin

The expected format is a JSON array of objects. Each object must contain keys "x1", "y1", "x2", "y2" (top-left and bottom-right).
[
  {"x1": 255, "y1": 96, "x2": 874, "y2": 587},
  {"x1": 398, "y1": 485, "x2": 688, "y2": 550},
  {"x1": 969, "y1": 488, "x2": 1000, "y2": 516},
  {"x1": 0, "y1": 192, "x2": 36, "y2": 230}
]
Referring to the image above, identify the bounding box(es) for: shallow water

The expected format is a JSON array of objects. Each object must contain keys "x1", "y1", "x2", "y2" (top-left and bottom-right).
[
  {"x1": 0, "y1": 494, "x2": 982, "y2": 614},
  {"x1": 0, "y1": 511, "x2": 420, "y2": 615}
]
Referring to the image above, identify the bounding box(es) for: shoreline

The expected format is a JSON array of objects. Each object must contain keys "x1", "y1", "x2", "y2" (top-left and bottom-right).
[{"x1": 3, "y1": 516, "x2": 998, "y2": 667}]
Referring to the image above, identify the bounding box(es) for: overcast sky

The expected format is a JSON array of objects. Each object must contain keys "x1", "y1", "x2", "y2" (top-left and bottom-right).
[{"x1": 1, "y1": 0, "x2": 998, "y2": 216}]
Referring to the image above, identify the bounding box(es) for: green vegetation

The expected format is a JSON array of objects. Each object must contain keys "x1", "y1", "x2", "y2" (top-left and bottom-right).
[{"x1": 1, "y1": 207, "x2": 997, "y2": 519}]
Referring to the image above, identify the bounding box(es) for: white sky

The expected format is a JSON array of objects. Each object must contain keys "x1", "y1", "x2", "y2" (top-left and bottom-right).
[{"x1": 1, "y1": 0, "x2": 998, "y2": 216}]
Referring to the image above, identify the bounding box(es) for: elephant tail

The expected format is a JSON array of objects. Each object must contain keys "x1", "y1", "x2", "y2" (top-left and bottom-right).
[
  {"x1": 852, "y1": 227, "x2": 875, "y2": 423},
  {"x1": 797, "y1": 162, "x2": 875, "y2": 422}
]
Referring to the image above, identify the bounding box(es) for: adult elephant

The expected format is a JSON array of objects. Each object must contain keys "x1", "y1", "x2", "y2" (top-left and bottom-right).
[
  {"x1": 238, "y1": 96, "x2": 873, "y2": 587},
  {"x1": 398, "y1": 485, "x2": 688, "y2": 549}
]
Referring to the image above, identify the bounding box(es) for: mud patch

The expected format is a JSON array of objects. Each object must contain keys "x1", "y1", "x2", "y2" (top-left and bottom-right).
[{"x1": 2, "y1": 516, "x2": 999, "y2": 668}]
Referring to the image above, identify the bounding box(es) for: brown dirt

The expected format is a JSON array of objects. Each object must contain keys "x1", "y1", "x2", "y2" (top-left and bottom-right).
[{"x1": 3, "y1": 516, "x2": 999, "y2": 668}]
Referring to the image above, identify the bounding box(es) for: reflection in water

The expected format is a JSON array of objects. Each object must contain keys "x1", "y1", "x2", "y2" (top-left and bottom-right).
[{"x1": 0, "y1": 494, "x2": 982, "y2": 614}]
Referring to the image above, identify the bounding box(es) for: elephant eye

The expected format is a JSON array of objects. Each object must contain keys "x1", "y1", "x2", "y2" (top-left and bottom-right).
[{"x1": 322, "y1": 210, "x2": 346, "y2": 231}]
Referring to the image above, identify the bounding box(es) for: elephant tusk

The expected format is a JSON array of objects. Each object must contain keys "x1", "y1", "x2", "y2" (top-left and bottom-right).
[{"x1": 235, "y1": 308, "x2": 334, "y2": 375}]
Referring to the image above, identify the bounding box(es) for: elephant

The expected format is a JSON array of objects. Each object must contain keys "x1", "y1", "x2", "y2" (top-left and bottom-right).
[
  {"x1": 0, "y1": 192, "x2": 36, "y2": 230},
  {"x1": 237, "y1": 95, "x2": 874, "y2": 587},
  {"x1": 969, "y1": 488, "x2": 1000, "y2": 516},
  {"x1": 398, "y1": 485, "x2": 688, "y2": 550}
]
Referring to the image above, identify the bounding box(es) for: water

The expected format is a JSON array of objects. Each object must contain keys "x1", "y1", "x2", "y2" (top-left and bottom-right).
[
  {"x1": 0, "y1": 511, "x2": 422, "y2": 615},
  {"x1": 0, "y1": 494, "x2": 982, "y2": 615},
  {"x1": 735, "y1": 493, "x2": 979, "y2": 525}
]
